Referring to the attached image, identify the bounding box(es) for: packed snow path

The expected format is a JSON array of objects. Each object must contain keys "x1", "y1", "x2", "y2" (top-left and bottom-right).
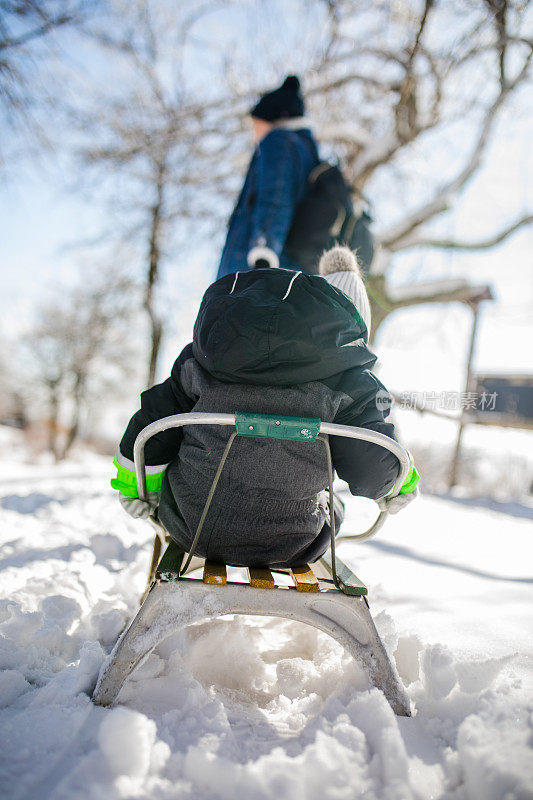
[{"x1": 0, "y1": 429, "x2": 532, "y2": 800}]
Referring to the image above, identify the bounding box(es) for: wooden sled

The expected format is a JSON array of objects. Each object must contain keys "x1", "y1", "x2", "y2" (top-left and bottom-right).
[{"x1": 92, "y1": 412, "x2": 412, "y2": 717}]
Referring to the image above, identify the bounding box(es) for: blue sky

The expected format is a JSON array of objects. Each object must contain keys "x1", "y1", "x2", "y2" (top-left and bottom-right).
[{"x1": 2, "y1": 96, "x2": 530, "y2": 398}]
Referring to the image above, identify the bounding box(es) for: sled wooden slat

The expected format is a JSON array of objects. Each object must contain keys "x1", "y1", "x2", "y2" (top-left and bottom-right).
[
  {"x1": 247, "y1": 567, "x2": 275, "y2": 589},
  {"x1": 291, "y1": 564, "x2": 319, "y2": 592},
  {"x1": 203, "y1": 562, "x2": 227, "y2": 585}
]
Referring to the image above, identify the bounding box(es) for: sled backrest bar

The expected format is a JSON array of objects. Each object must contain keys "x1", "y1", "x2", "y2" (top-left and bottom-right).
[
  {"x1": 134, "y1": 412, "x2": 410, "y2": 499},
  {"x1": 133, "y1": 412, "x2": 411, "y2": 545}
]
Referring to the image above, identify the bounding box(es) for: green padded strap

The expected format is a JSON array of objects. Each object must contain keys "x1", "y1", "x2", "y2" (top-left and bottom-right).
[
  {"x1": 399, "y1": 465, "x2": 420, "y2": 494},
  {"x1": 235, "y1": 412, "x2": 321, "y2": 442},
  {"x1": 110, "y1": 458, "x2": 166, "y2": 497}
]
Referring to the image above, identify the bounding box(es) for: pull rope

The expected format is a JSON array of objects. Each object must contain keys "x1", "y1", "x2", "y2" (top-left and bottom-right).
[
  {"x1": 318, "y1": 434, "x2": 339, "y2": 589},
  {"x1": 179, "y1": 431, "x2": 238, "y2": 576}
]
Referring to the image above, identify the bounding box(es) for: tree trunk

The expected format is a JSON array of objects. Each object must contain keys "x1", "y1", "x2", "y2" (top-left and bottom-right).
[
  {"x1": 448, "y1": 303, "x2": 481, "y2": 489},
  {"x1": 145, "y1": 158, "x2": 166, "y2": 388},
  {"x1": 47, "y1": 381, "x2": 61, "y2": 462},
  {"x1": 366, "y1": 275, "x2": 393, "y2": 343},
  {"x1": 62, "y1": 371, "x2": 85, "y2": 459}
]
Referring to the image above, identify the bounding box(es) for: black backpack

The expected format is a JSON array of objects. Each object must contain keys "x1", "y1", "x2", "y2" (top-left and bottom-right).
[{"x1": 284, "y1": 162, "x2": 374, "y2": 276}]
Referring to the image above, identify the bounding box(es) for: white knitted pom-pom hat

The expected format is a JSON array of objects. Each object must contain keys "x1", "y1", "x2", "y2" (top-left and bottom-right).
[{"x1": 319, "y1": 245, "x2": 371, "y2": 335}]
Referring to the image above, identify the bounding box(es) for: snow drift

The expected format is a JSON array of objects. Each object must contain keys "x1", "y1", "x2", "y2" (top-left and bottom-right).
[{"x1": 0, "y1": 426, "x2": 532, "y2": 799}]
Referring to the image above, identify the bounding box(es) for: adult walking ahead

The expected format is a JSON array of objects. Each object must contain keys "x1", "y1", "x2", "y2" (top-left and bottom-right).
[{"x1": 217, "y1": 75, "x2": 319, "y2": 278}]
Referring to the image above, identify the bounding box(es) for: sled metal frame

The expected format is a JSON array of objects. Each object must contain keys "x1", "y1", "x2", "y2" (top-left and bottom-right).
[{"x1": 93, "y1": 413, "x2": 412, "y2": 716}]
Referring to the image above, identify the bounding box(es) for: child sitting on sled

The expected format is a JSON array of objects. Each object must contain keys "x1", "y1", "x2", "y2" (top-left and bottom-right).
[{"x1": 111, "y1": 246, "x2": 418, "y2": 567}]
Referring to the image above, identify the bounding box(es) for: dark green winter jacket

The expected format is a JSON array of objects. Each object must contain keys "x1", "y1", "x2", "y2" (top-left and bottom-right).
[{"x1": 113, "y1": 269, "x2": 400, "y2": 567}]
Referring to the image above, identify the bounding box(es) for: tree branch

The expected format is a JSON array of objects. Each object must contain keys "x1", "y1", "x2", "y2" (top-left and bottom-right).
[
  {"x1": 398, "y1": 214, "x2": 533, "y2": 251},
  {"x1": 380, "y1": 50, "x2": 532, "y2": 251},
  {"x1": 409, "y1": 0, "x2": 434, "y2": 67},
  {"x1": 307, "y1": 71, "x2": 402, "y2": 95},
  {"x1": 0, "y1": 15, "x2": 74, "y2": 50}
]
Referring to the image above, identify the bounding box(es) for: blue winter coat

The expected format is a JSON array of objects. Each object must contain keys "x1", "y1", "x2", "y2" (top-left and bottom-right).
[{"x1": 217, "y1": 125, "x2": 319, "y2": 278}]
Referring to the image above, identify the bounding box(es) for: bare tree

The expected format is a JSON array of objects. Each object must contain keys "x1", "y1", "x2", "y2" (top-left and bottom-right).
[
  {"x1": 0, "y1": 0, "x2": 93, "y2": 162},
  {"x1": 23, "y1": 270, "x2": 137, "y2": 459},
  {"x1": 304, "y1": 0, "x2": 532, "y2": 335},
  {"x1": 0, "y1": 340, "x2": 27, "y2": 428},
  {"x1": 72, "y1": 0, "x2": 245, "y2": 387},
  {"x1": 71, "y1": 0, "x2": 531, "y2": 380},
  {"x1": 23, "y1": 309, "x2": 72, "y2": 459}
]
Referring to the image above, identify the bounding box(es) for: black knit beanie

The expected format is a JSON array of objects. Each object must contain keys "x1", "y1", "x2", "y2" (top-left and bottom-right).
[{"x1": 250, "y1": 76, "x2": 304, "y2": 122}]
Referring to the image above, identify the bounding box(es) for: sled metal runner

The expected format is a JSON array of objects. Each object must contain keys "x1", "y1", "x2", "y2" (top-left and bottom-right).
[{"x1": 93, "y1": 412, "x2": 412, "y2": 717}]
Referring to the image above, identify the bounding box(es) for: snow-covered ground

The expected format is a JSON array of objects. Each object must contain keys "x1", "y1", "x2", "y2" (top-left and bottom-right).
[{"x1": 1, "y1": 425, "x2": 532, "y2": 800}]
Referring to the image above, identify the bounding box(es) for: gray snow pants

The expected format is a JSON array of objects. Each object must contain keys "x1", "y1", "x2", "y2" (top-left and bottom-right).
[{"x1": 158, "y1": 478, "x2": 345, "y2": 569}]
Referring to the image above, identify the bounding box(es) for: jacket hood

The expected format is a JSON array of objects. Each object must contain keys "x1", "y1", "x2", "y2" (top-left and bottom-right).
[{"x1": 193, "y1": 269, "x2": 375, "y2": 386}]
